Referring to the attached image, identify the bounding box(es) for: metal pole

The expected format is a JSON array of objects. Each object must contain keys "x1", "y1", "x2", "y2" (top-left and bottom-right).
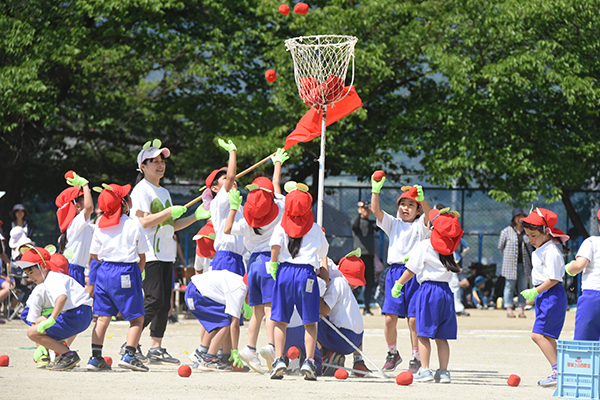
[{"x1": 317, "y1": 105, "x2": 327, "y2": 226}]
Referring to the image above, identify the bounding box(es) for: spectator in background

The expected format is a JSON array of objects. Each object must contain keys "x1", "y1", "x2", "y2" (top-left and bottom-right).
[
  {"x1": 7, "y1": 204, "x2": 36, "y2": 248},
  {"x1": 351, "y1": 200, "x2": 377, "y2": 315},
  {"x1": 498, "y1": 207, "x2": 533, "y2": 318}
]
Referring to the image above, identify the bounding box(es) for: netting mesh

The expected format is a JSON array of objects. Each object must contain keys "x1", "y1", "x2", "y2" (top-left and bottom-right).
[{"x1": 285, "y1": 35, "x2": 358, "y2": 108}]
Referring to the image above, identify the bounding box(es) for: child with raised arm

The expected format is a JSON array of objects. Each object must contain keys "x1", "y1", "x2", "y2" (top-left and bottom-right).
[{"x1": 371, "y1": 173, "x2": 431, "y2": 373}]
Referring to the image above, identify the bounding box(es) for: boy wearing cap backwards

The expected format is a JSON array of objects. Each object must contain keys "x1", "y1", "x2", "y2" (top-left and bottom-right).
[
  {"x1": 56, "y1": 171, "x2": 94, "y2": 287},
  {"x1": 318, "y1": 249, "x2": 368, "y2": 376},
  {"x1": 267, "y1": 182, "x2": 329, "y2": 381},
  {"x1": 18, "y1": 246, "x2": 93, "y2": 371},
  {"x1": 88, "y1": 183, "x2": 150, "y2": 372},
  {"x1": 223, "y1": 148, "x2": 289, "y2": 373},
  {"x1": 129, "y1": 139, "x2": 200, "y2": 364},
  {"x1": 392, "y1": 208, "x2": 463, "y2": 383},
  {"x1": 371, "y1": 174, "x2": 431, "y2": 374},
  {"x1": 519, "y1": 208, "x2": 569, "y2": 387},
  {"x1": 565, "y1": 209, "x2": 600, "y2": 342}
]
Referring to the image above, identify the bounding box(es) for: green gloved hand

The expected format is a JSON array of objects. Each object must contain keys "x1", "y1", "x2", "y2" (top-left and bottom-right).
[
  {"x1": 230, "y1": 349, "x2": 244, "y2": 369},
  {"x1": 41, "y1": 308, "x2": 54, "y2": 316},
  {"x1": 402, "y1": 254, "x2": 410, "y2": 264},
  {"x1": 218, "y1": 138, "x2": 237, "y2": 152},
  {"x1": 170, "y1": 205, "x2": 187, "y2": 219},
  {"x1": 33, "y1": 345, "x2": 48, "y2": 362},
  {"x1": 37, "y1": 316, "x2": 56, "y2": 333},
  {"x1": 414, "y1": 185, "x2": 424, "y2": 202},
  {"x1": 267, "y1": 261, "x2": 278, "y2": 281},
  {"x1": 243, "y1": 302, "x2": 253, "y2": 320},
  {"x1": 195, "y1": 206, "x2": 211, "y2": 220},
  {"x1": 565, "y1": 261, "x2": 576, "y2": 277},
  {"x1": 228, "y1": 189, "x2": 243, "y2": 211},
  {"x1": 521, "y1": 287, "x2": 540, "y2": 302},
  {"x1": 391, "y1": 281, "x2": 404, "y2": 298},
  {"x1": 270, "y1": 148, "x2": 290, "y2": 165},
  {"x1": 371, "y1": 174, "x2": 386, "y2": 194},
  {"x1": 66, "y1": 172, "x2": 89, "y2": 188}
]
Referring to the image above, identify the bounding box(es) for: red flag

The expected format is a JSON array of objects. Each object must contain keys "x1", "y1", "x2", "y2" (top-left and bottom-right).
[{"x1": 283, "y1": 86, "x2": 363, "y2": 150}]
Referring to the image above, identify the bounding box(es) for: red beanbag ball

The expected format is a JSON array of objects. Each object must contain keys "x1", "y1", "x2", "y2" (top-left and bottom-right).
[
  {"x1": 265, "y1": 69, "x2": 277, "y2": 83},
  {"x1": 334, "y1": 368, "x2": 349, "y2": 380},
  {"x1": 294, "y1": 3, "x2": 309, "y2": 15},
  {"x1": 65, "y1": 170, "x2": 76, "y2": 181},
  {"x1": 286, "y1": 346, "x2": 300, "y2": 360},
  {"x1": 354, "y1": 363, "x2": 368, "y2": 377},
  {"x1": 507, "y1": 374, "x2": 521, "y2": 387},
  {"x1": 279, "y1": 4, "x2": 290, "y2": 15},
  {"x1": 0, "y1": 355, "x2": 9, "y2": 367},
  {"x1": 373, "y1": 170, "x2": 386, "y2": 182},
  {"x1": 396, "y1": 371, "x2": 413, "y2": 385},
  {"x1": 178, "y1": 365, "x2": 192, "y2": 377},
  {"x1": 104, "y1": 356, "x2": 113, "y2": 366}
]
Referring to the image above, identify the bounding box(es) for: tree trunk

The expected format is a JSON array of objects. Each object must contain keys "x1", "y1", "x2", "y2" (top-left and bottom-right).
[{"x1": 562, "y1": 189, "x2": 589, "y2": 239}]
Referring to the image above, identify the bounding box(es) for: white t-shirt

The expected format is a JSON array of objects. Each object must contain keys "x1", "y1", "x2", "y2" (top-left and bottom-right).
[
  {"x1": 42, "y1": 271, "x2": 93, "y2": 311},
  {"x1": 575, "y1": 236, "x2": 600, "y2": 291},
  {"x1": 377, "y1": 211, "x2": 429, "y2": 264},
  {"x1": 406, "y1": 239, "x2": 453, "y2": 284},
  {"x1": 90, "y1": 215, "x2": 150, "y2": 263},
  {"x1": 531, "y1": 240, "x2": 565, "y2": 286},
  {"x1": 322, "y1": 275, "x2": 364, "y2": 334},
  {"x1": 229, "y1": 195, "x2": 285, "y2": 253},
  {"x1": 270, "y1": 223, "x2": 329, "y2": 269},
  {"x1": 25, "y1": 284, "x2": 53, "y2": 324},
  {"x1": 190, "y1": 270, "x2": 247, "y2": 318},
  {"x1": 326, "y1": 257, "x2": 344, "y2": 279},
  {"x1": 211, "y1": 188, "x2": 246, "y2": 255},
  {"x1": 194, "y1": 255, "x2": 212, "y2": 273},
  {"x1": 130, "y1": 179, "x2": 176, "y2": 262},
  {"x1": 66, "y1": 212, "x2": 95, "y2": 267}
]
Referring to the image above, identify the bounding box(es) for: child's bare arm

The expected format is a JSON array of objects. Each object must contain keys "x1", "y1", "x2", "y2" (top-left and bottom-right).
[
  {"x1": 50, "y1": 295, "x2": 67, "y2": 320},
  {"x1": 229, "y1": 316, "x2": 240, "y2": 351}
]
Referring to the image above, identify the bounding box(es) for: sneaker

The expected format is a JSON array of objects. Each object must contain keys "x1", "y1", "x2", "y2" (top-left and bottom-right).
[
  {"x1": 221, "y1": 356, "x2": 250, "y2": 372},
  {"x1": 408, "y1": 358, "x2": 422, "y2": 374},
  {"x1": 87, "y1": 356, "x2": 112, "y2": 371},
  {"x1": 260, "y1": 344, "x2": 276, "y2": 371},
  {"x1": 146, "y1": 347, "x2": 180, "y2": 365},
  {"x1": 456, "y1": 310, "x2": 471, "y2": 316},
  {"x1": 538, "y1": 372, "x2": 557, "y2": 387},
  {"x1": 37, "y1": 354, "x2": 50, "y2": 369},
  {"x1": 198, "y1": 356, "x2": 232, "y2": 372},
  {"x1": 188, "y1": 349, "x2": 206, "y2": 365},
  {"x1": 119, "y1": 342, "x2": 148, "y2": 363},
  {"x1": 414, "y1": 367, "x2": 435, "y2": 382},
  {"x1": 300, "y1": 358, "x2": 317, "y2": 381},
  {"x1": 434, "y1": 369, "x2": 451, "y2": 383},
  {"x1": 352, "y1": 359, "x2": 371, "y2": 377},
  {"x1": 239, "y1": 347, "x2": 265, "y2": 374},
  {"x1": 382, "y1": 351, "x2": 402, "y2": 372},
  {"x1": 363, "y1": 309, "x2": 374, "y2": 316},
  {"x1": 270, "y1": 357, "x2": 287, "y2": 379},
  {"x1": 118, "y1": 354, "x2": 149, "y2": 372},
  {"x1": 50, "y1": 351, "x2": 80, "y2": 371},
  {"x1": 323, "y1": 352, "x2": 345, "y2": 376}
]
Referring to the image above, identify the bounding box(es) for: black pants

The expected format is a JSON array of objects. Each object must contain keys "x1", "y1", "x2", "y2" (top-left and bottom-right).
[
  {"x1": 362, "y1": 254, "x2": 375, "y2": 311},
  {"x1": 142, "y1": 261, "x2": 173, "y2": 338}
]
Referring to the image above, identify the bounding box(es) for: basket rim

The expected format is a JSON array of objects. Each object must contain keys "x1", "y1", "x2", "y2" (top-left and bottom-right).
[{"x1": 285, "y1": 35, "x2": 358, "y2": 48}]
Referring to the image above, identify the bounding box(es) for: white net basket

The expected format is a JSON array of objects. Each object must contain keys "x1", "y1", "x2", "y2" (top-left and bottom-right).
[{"x1": 285, "y1": 35, "x2": 358, "y2": 109}]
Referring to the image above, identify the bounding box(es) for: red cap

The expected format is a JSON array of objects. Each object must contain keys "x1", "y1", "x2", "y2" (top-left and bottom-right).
[
  {"x1": 429, "y1": 209, "x2": 464, "y2": 256},
  {"x1": 194, "y1": 222, "x2": 216, "y2": 258},
  {"x1": 15, "y1": 247, "x2": 59, "y2": 272},
  {"x1": 243, "y1": 273, "x2": 248, "y2": 287},
  {"x1": 50, "y1": 253, "x2": 70, "y2": 275},
  {"x1": 281, "y1": 190, "x2": 314, "y2": 238},
  {"x1": 205, "y1": 167, "x2": 227, "y2": 188},
  {"x1": 243, "y1": 177, "x2": 279, "y2": 228},
  {"x1": 98, "y1": 184, "x2": 131, "y2": 228},
  {"x1": 397, "y1": 186, "x2": 421, "y2": 206},
  {"x1": 597, "y1": 209, "x2": 600, "y2": 220},
  {"x1": 338, "y1": 256, "x2": 366, "y2": 287},
  {"x1": 55, "y1": 187, "x2": 83, "y2": 233},
  {"x1": 520, "y1": 208, "x2": 569, "y2": 243}
]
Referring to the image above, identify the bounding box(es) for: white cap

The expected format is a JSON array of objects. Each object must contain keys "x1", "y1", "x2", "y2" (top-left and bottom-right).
[
  {"x1": 137, "y1": 146, "x2": 171, "y2": 170},
  {"x1": 8, "y1": 226, "x2": 34, "y2": 260}
]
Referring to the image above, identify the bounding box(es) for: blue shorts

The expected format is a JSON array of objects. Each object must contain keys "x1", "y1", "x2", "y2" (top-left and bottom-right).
[
  {"x1": 247, "y1": 252, "x2": 274, "y2": 307},
  {"x1": 0, "y1": 278, "x2": 4, "y2": 287},
  {"x1": 45, "y1": 305, "x2": 93, "y2": 341},
  {"x1": 382, "y1": 264, "x2": 420, "y2": 318},
  {"x1": 415, "y1": 281, "x2": 457, "y2": 340},
  {"x1": 285, "y1": 325, "x2": 323, "y2": 375},
  {"x1": 271, "y1": 263, "x2": 320, "y2": 325},
  {"x1": 69, "y1": 263, "x2": 85, "y2": 287},
  {"x1": 185, "y1": 281, "x2": 232, "y2": 333},
  {"x1": 210, "y1": 250, "x2": 245, "y2": 276},
  {"x1": 88, "y1": 259, "x2": 101, "y2": 285},
  {"x1": 533, "y1": 283, "x2": 567, "y2": 339},
  {"x1": 93, "y1": 261, "x2": 145, "y2": 321},
  {"x1": 21, "y1": 307, "x2": 31, "y2": 326},
  {"x1": 317, "y1": 318, "x2": 363, "y2": 355},
  {"x1": 574, "y1": 290, "x2": 600, "y2": 341}
]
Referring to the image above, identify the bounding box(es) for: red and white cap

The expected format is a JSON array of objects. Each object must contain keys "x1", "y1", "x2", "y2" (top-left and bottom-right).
[
  {"x1": 429, "y1": 209, "x2": 464, "y2": 256},
  {"x1": 244, "y1": 177, "x2": 279, "y2": 228},
  {"x1": 520, "y1": 207, "x2": 569, "y2": 244},
  {"x1": 55, "y1": 187, "x2": 84, "y2": 233},
  {"x1": 97, "y1": 184, "x2": 131, "y2": 228},
  {"x1": 137, "y1": 139, "x2": 170, "y2": 169},
  {"x1": 193, "y1": 222, "x2": 216, "y2": 258},
  {"x1": 397, "y1": 186, "x2": 421, "y2": 206},
  {"x1": 50, "y1": 253, "x2": 70, "y2": 275},
  {"x1": 281, "y1": 187, "x2": 314, "y2": 239},
  {"x1": 15, "y1": 246, "x2": 60, "y2": 272},
  {"x1": 205, "y1": 167, "x2": 228, "y2": 188},
  {"x1": 338, "y1": 249, "x2": 366, "y2": 287}
]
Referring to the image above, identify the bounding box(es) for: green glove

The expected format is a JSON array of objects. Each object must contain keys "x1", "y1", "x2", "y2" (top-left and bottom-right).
[
  {"x1": 270, "y1": 148, "x2": 290, "y2": 165},
  {"x1": 229, "y1": 349, "x2": 244, "y2": 369},
  {"x1": 391, "y1": 281, "x2": 404, "y2": 298},
  {"x1": 37, "y1": 316, "x2": 56, "y2": 333},
  {"x1": 402, "y1": 254, "x2": 410, "y2": 264},
  {"x1": 218, "y1": 138, "x2": 237, "y2": 152},
  {"x1": 267, "y1": 261, "x2": 278, "y2": 281},
  {"x1": 195, "y1": 206, "x2": 211, "y2": 220},
  {"x1": 170, "y1": 205, "x2": 187, "y2": 219},
  {"x1": 33, "y1": 345, "x2": 48, "y2": 362},
  {"x1": 66, "y1": 172, "x2": 89, "y2": 188},
  {"x1": 371, "y1": 174, "x2": 386, "y2": 194},
  {"x1": 520, "y1": 287, "x2": 539, "y2": 302},
  {"x1": 41, "y1": 308, "x2": 54, "y2": 316},
  {"x1": 228, "y1": 189, "x2": 243, "y2": 211},
  {"x1": 565, "y1": 261, "x2": 576, "y2": 277},
  {"x1": 414, "y1": 185, "x2": 424, "y2": 202},
  {"x1": 243, "y1": 302, "x2": 253, "y2": 320}
]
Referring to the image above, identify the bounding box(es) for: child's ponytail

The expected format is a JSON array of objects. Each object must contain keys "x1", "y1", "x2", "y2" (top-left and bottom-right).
[
  {"x1": 253, "y1": 227, "x2": 263, "y2": 236},
  {"x1": 288, "y1": 236, "x2": 303, "y2": 259},
  {"x1": 58, "y1": 232, "x2": 68, "y2": 254},
  {"x1": 438, "y1": 254, "x2": 460, "y2": 273}
]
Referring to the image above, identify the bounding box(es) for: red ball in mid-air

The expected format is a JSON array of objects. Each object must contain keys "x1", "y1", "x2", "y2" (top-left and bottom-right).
[
  {"x1": 178, "y1": 365, "x2": 192, "y2": 377},
  {"x1": 65, "y1": 170, "x2": 76, "y2": 181},
  {"x1": 396, "y1": 371, "x2": 413, "y2": 385},
  {"x1": 373, "y1": 170, "x2": 386, "y2": 182},
  {"x1": 104, "y1": 356, "x2": 113, "y2": 366},
  {"x1": 294, "y1": 3, "x2": 309, "y2": 15},
  {"x1": 279, "y1": 4, "x2": 290, "y2": 15},
  {"x1": 0, "y1": 355, "x2": 9, "y2": 367},
  {"x1": 334, "y1": 368, "x2": 349, "y2": 380},
  {"x1": 265, "y1": 69, "x2": 277, "y2": 83},
  {"x1": 507, "y1": 374, "x2": 521, "y2": 386}
]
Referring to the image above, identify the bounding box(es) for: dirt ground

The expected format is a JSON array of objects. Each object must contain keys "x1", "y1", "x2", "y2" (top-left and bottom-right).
[{"x1": 0, "y1": 307, "x2": 576, "y2": 400}]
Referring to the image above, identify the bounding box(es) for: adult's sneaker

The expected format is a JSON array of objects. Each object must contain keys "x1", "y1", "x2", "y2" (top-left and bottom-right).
[
  {"x1": 146, "y1": 347, "x2": 180, "y2": 364},
  {"x1": 50, "y1": 351, "x2": 80, "y2": 371},
  {"x1": 414, "y1": 367, "x2": 434, "y2": 382},
  {"x1": 538, "y1": 371, "x2": 557, "y2": 387},
  {"x1": 270, "y1": 357, "x2": 287, "y2": 380},
  {"x1": 87, "y1": 356, "x2": 112, "y2": 371},
  {"x1": 199, "y1": 357, "x2": 232, "y2": 372},
  {"x1": 260, "y1": 344, "x2": 276, "y2": 371},
  {"x1": 382, "y1": 351, "x2": 402, "y2": 372},
  {"x1": 323, "y1": 352, "x2": 345, "y2": 376},
  {"x1": 118, "y1": 353, "x2": 149, "y2": 372},
  {"x1": 238, "y1": 347, "x2": 264, "y2": 374},
  {"x1": 408, "y1": 357, "x2": 422, "y2": 374},
  {"x1": 300, "y1": 358, "x2": 317, "y2": 381},
  {"x1": 118, "y1": 342, "x2": 148, "y2": 363},
  {"x1": 434, "y1": 369, "x2": 451, "y2": 383}
]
